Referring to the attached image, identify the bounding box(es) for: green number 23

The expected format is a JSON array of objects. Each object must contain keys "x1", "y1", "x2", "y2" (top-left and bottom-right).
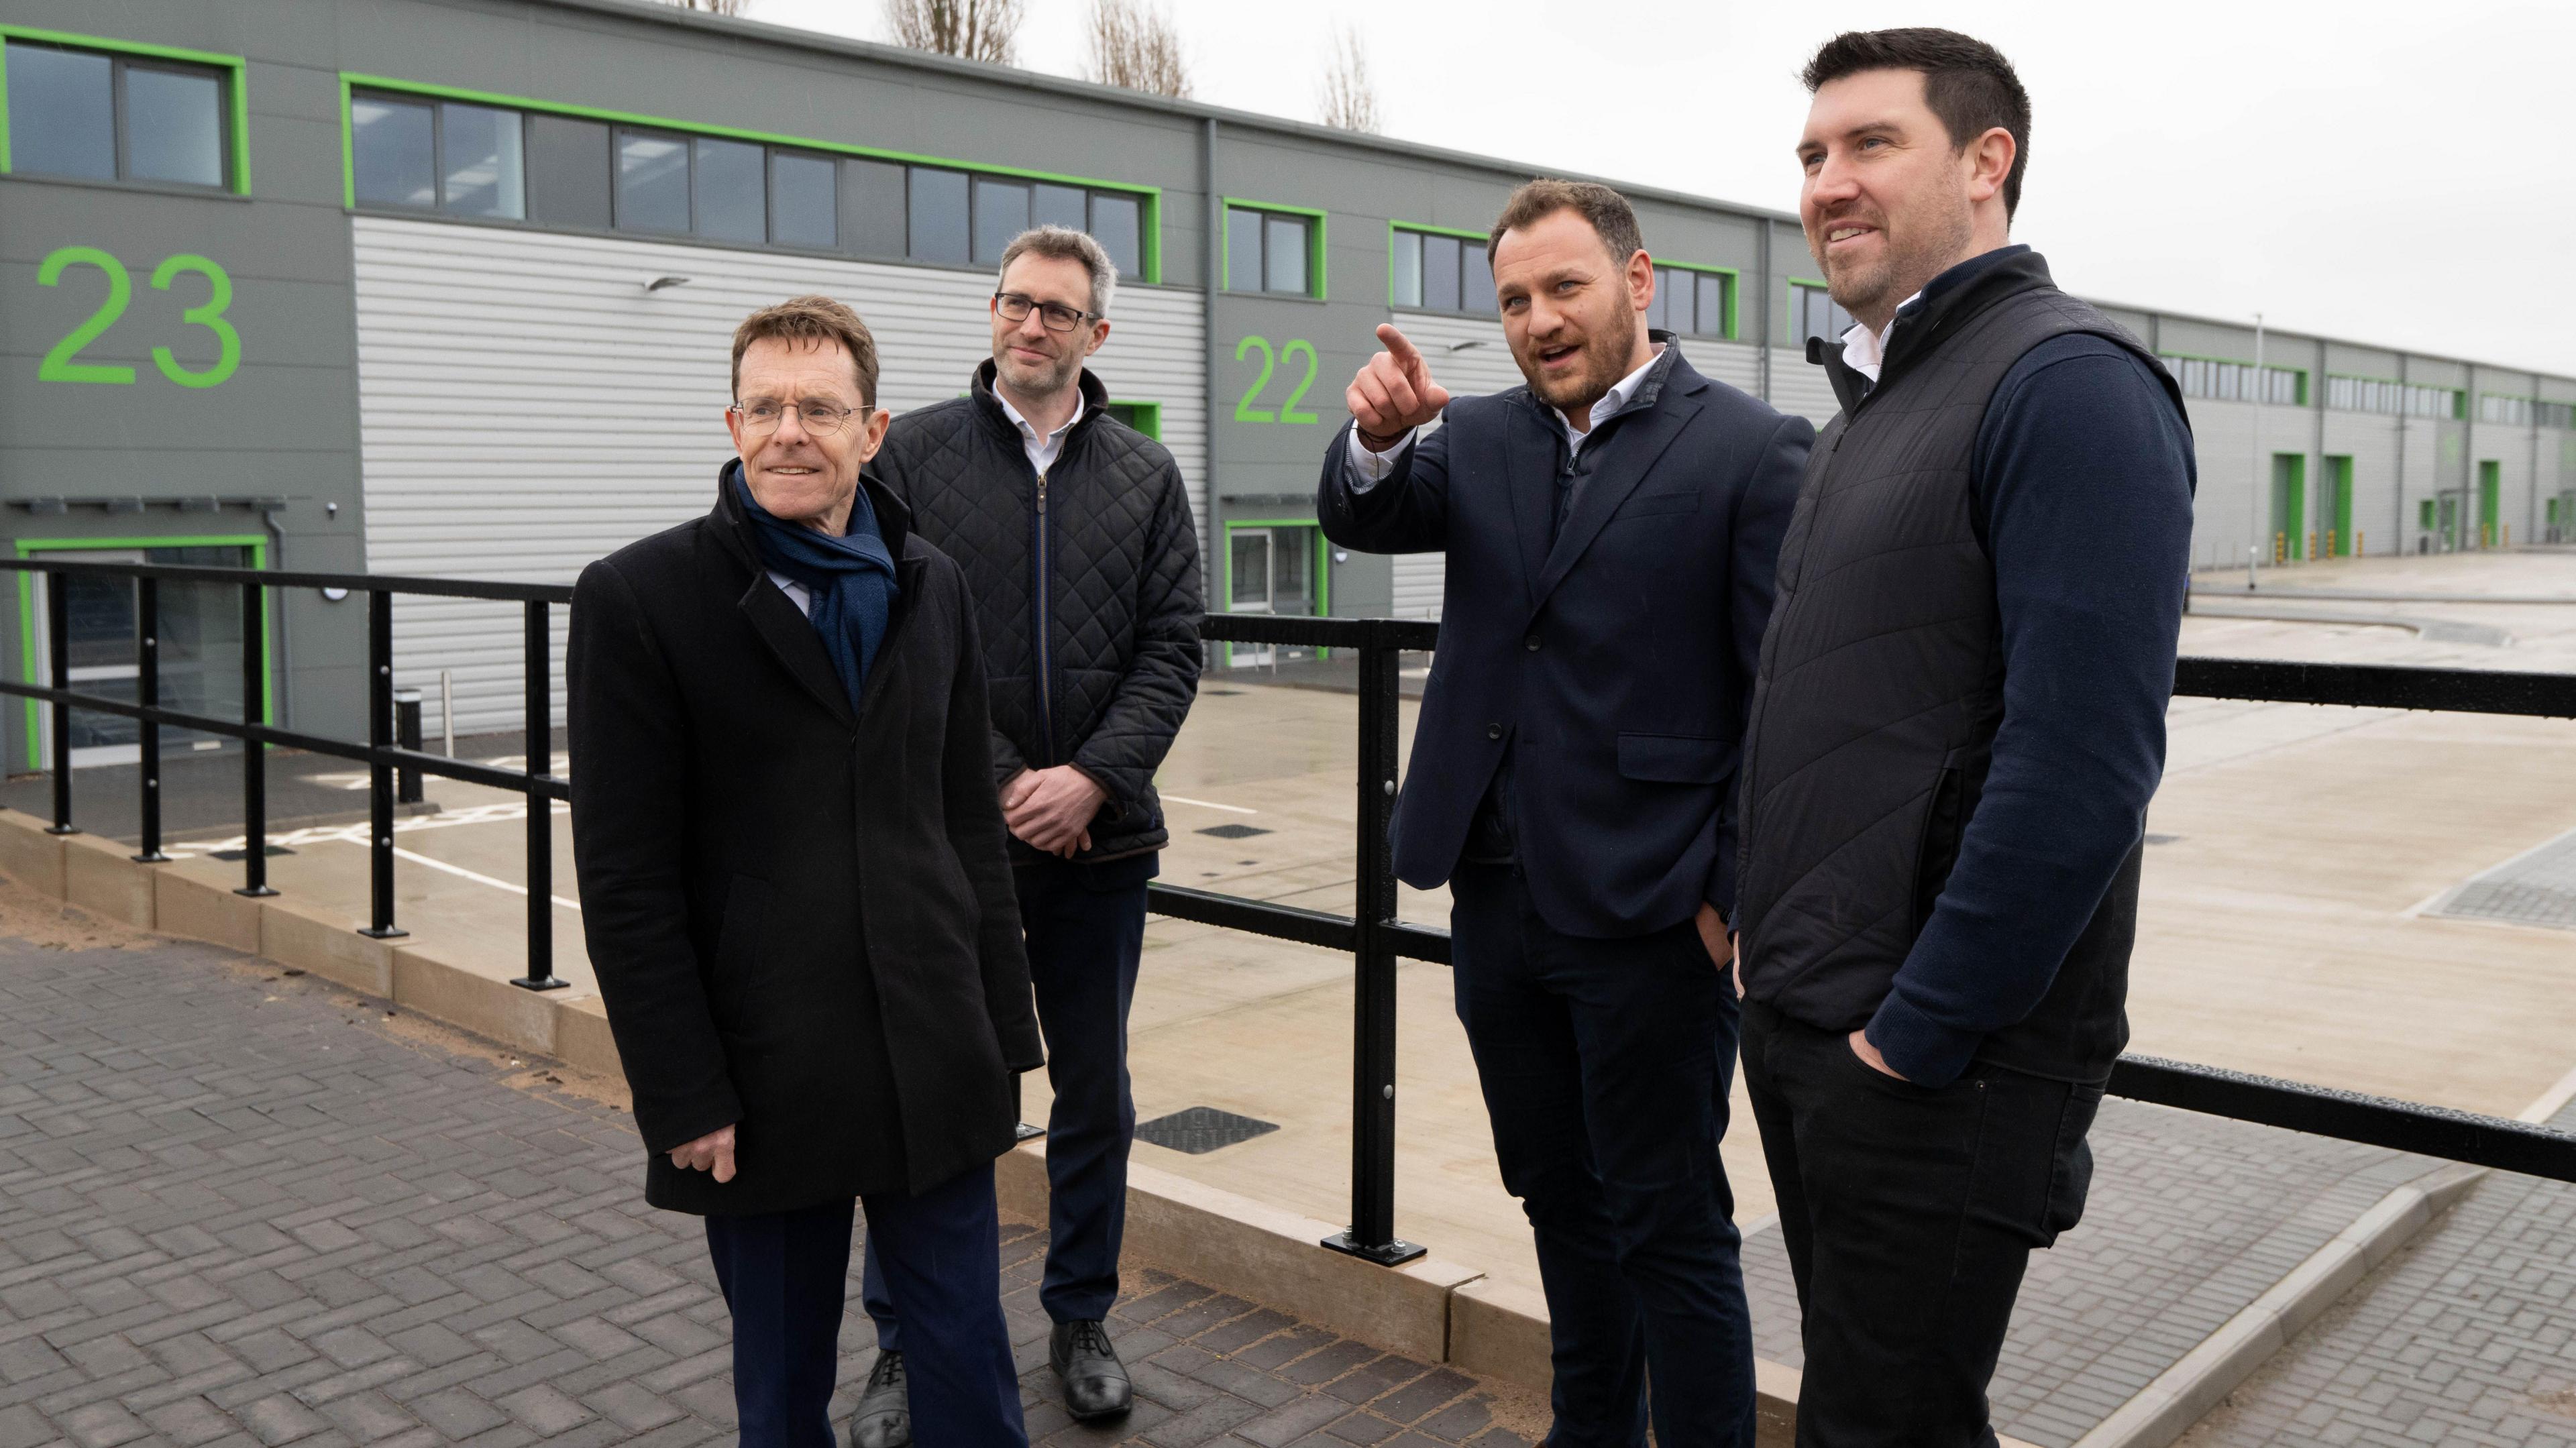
[
  {"x1": 1234, "y1": 335, "x2": 1322, "y2": 425},
  {"x1": 37, "y1": 245, "x2": 241, "y2": 388}
]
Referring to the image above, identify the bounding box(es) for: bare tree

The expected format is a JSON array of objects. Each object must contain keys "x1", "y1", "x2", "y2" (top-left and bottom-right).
[
  {"x1": 663, "y1": 0, "x2": 751, "y2": 14},
  {"x1": 1317, "y1": 24, "x2": 1381, "y2": 135},
  {"x1": 1085, "y1": 0, "x2": 1191, "y2": 99},
  {"x1": 883, "y1": 0, "x2": 1024, "y2": 64}
]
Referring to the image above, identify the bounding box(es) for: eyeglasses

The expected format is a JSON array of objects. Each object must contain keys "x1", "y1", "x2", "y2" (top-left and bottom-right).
[
  {"x1": 994, "y1": 291, "x2": 1097, "y2": 333},
  {"x1": 730, "y1": 398, "x2": 871, "y2": 436}
]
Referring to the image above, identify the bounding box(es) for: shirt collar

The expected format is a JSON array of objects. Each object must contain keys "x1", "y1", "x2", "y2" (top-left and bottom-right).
[
  {"x1": 993, "y1": 388, "x2": 1077, "y2": 445},
  {"x1": 1839, "y1": 296, "x2": 1918, "y2": 384},
  {"x1": 1564, "y1": 341, "x2": 1667, "y2": 437}
]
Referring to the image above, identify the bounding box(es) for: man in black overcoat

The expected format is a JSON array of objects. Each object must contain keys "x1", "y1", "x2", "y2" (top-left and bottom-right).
[
  {"x1": 568, "y1": 296, "x2": 1042, "y2": 1448},
  {"x1": 1318, "y1": 180, "x2": 1810, "y2": 1446}
]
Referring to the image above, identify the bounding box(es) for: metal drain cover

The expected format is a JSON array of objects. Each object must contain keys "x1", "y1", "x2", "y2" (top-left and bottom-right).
[
  {"x1": 1134, "y1": 1106, "x2": 1279, "y2": 1155},
  {"x1": 2427, "y1": 828, "x2": 2576, "y2": 931},
  {"x1": 1195, "y1": 823, "x2": 1271, "y2": 840}
]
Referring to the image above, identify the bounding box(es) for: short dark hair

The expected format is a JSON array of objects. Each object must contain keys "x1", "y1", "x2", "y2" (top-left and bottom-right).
[
  {"x1": 730, "y1": 294, "x2": 880, "y2": 406},
  {"x1": 1802, "y1": 28, "x2": 2031, "y2": 219},
  {"x1": 1488, "y1": 178, "x2": 1644, "y2": 269}
]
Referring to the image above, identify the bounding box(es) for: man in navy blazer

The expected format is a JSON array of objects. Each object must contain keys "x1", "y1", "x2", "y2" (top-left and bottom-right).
[{"x1": 1318, "y1": 179, "x2": 1809, "y2": 1446}]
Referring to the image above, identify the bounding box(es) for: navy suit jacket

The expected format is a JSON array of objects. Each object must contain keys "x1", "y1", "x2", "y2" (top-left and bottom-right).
[{"x1": 1318, "y1": 345, "x2": 1810, "y2": 939}]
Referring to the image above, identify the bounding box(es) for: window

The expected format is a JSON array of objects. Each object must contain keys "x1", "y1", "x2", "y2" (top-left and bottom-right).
[
  {"x1": 2331, "y1": 376, "x2": 2463, "y2": 419},
  {"x1": 343, "y1": 88, "x2": 1154, "y2": 274},
  {"x1": 1228, "y1": 204, "x2": 1321, "y2": 296},
  {"x1": 1105, "y1": 401, "x2": 1161, "y2": 439},
  {"x1": 1792, "y1": 282, "x2": 1853, "y2": 345},
  {"x1": 2479, "y1": 394, "x2": 2573, "y2": 428},
  {"x1": 1648, "y1": 266, "x2": 1733, "y2": 338},
  {"x1": 2164, "y1": 355, "x2": 2303, "y2": 406},
  {"x1": 5, "y1": 40, "x2": 231, "y2": 190},
  {"x1": 351, "y1": 96, "x2": 529, "y2": 217},
  {"x1": 1389, "y1": 227, "x2": 1491, "y2": 315}
]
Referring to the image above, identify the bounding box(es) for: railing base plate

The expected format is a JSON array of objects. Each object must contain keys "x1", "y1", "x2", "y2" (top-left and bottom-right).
[
  {"x1": 131, "y1": 852, "x2": 172, "y2": 864},
  {"x1": 44, "y1": 826, "x2": 78, "y2": 837},
  {"x1": 1321, "y1": 1231, "x2": 1426, "y2": 1267},
  {"x1": 358, "y1": 926, "x2": 409, "y2": 940},
  {"x1": 509, "y1": 975, "x2": 569, "y2": 992},
  {"x1": 234, "y1": 886, "x2": 278, "y2": 899},
  {"x1": 1013, "y1": 1121, "x2": 1047, "y2": 1142}
]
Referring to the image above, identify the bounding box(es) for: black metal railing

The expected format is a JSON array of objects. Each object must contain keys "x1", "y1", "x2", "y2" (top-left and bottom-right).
[
  {"x1": 0, "y1": 557, "x2": 574, "y2": 988},
  {"x1": 5, "y1": 555, "x2": 2575, "y2": 1271}
]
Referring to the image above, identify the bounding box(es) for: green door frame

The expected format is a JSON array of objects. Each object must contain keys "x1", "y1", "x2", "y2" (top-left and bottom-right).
[
  {"x1": 2324, "y1": 455, "x2": 2355, "y2": 555},
  {"x1": 2477, "y1": 460, "x2": 2502, "y2": 547},
  {"x1": 2271, "y1": 453, "x2": 2306, "y2": 561},
  {"x1": 15, "y1": 535, "x2": 271, "y2": 769}
]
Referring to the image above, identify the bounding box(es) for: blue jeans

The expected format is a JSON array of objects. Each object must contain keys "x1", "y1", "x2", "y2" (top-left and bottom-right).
[
  {"x1": 1450, "y1": 862, "x2": 1754, "y2": 1448},
  {"x1": 868, "y1": 853, "x2": 1151, "y2": 1343},
  {"x1": 705, "y1": 1164, "x2": 1026, "y2": 1448}
]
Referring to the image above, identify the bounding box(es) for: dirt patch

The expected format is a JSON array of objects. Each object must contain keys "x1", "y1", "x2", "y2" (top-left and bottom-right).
[{"x1": 0, "y1": 882, "x2": 160, "y2": 950}]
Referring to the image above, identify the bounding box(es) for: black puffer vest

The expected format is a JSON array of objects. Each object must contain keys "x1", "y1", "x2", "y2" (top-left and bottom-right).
[{"x1": 1734, "y1": 249, "x2": 2182, "y2": 1080}]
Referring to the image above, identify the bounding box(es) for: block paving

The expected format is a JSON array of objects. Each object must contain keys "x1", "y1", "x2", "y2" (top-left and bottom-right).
[{"x1": 0, "y1": 917, "x2": 1540, "y2": 1448}]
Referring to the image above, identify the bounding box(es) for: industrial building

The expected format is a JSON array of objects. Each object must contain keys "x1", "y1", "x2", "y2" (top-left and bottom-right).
[{"x1": 4, "y1": 0, "x2": 2573, "y2": 765}]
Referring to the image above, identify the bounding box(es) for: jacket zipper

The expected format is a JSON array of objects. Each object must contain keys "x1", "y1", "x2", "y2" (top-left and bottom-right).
[{"x1": 1031, "y1": 467, "x2": 1055, "y2": 764}]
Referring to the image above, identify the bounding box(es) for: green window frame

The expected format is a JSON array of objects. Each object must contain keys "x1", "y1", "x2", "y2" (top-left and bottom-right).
[
  {"x1": 0, "y1": 27, "x2": 250, "y2": 194},
  {"x1": 2161, "y1": 352, "x2": 2308, "y2": 407},
  {"x1": 1224, "y1": 199, "x2": 1327, "y2": 299},
  {"x1": 1387, "y1": 221, "x2": 1491, "y2": 315},
  {"x1": 1105, "y1": 400, "x2": 1160, "y2": 439},
  {"x1": 338, "y1": 74, "x2": 1163, "y2": 282},
  {"x1": 1649, "y1": 260, "x2": 1739, "y2": 341},
  {"x1": 1788, "y1": 278, "x2": 1851, "y2": 346},
  {"x1": 15, "y1": 534, "x2": 272, "y2": 769}
]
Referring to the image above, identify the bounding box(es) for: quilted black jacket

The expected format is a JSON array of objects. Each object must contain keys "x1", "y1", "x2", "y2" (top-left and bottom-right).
[{"x1": 872, "y1": 361, "x2": 1203, "y2": 862}]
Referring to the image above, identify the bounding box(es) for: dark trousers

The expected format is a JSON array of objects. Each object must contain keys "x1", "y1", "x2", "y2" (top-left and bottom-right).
[
  {"x1": 706, "y1": 1164, "x2": 1026, "y2": 1448},
  {"x1": 1449, "y1": 863, "x2": 1754, "y2": 1448},
  {"x1": 867, "y1": 852, "x2": 1152, "y2": 1343},
  {"x1": 1739, "y1": 999, "x2": 2102, "y2": 1448}
]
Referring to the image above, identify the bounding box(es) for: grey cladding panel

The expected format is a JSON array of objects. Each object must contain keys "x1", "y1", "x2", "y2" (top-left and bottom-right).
[{"x1": 528, "y1": 113, "x2": 612, "y2": 229}]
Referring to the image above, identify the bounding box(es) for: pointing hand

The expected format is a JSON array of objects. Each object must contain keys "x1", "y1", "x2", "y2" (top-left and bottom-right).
[{"x1": 1346, "y1": 324, "x2": 1452, "y2": 449}]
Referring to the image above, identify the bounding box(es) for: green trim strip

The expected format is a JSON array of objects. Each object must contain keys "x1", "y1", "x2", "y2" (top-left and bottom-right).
[
  {"x1": 0, "y1": 25, "x2": 252, "y2": 194},
  {"x1": 1224, "y1": 197, "x2": 1328, "y2": 300},
  {"x1": 1393, "y1": 221, "x2": 1489, "y2": 243},
  {"x1": 15, "y1": 535, "x2": 271, "y2": 769},
  {"x1": 340, "y1": 72, "x2": 1164, "y2": 283}
]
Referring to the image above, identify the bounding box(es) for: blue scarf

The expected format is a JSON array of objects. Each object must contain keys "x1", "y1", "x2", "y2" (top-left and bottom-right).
[{"x1": 731, "y1": 463, "x2": 900, "y2": 716}]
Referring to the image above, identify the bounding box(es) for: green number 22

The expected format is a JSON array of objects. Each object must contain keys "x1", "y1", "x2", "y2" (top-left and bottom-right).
[
  {"x1": 36, "y1": 245, "x2": 241, "y2": 388},
  {"x1": 1234, "y1": 335, "x2": 1321, "y2": 425}
]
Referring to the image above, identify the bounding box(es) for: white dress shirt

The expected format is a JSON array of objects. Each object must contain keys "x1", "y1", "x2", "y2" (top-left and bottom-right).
[
  {"x1": 1344, "y1": 343, "x2": 1668, "y2": 490},
  {"x1": 1835, "y1": 290, "x2": 1923, "y2": 384}
]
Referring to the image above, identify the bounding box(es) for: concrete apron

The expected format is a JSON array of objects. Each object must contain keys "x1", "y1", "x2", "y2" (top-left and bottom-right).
[{"x1": 0, "y1": 806, "x2": 2045, "y2": 1447}]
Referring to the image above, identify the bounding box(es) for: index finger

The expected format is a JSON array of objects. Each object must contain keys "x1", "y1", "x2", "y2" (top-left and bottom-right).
[{"x1": 1376, "y1": 323, "x2": 1422, "y2": 366}]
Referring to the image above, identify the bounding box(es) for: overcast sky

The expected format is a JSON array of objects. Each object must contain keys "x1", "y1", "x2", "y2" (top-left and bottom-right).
[{"x1": 749, "y1": 0, "x2": 2572, "y2": 377}]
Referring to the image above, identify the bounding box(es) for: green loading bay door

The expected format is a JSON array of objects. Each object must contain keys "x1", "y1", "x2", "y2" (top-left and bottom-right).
[
  {"x1": 2271, "y1": 453, "x2": 2306, "y2": 561},
  {"x1": 2324, "y1": 455, "x2": 2354, "y2": 555},
  {"x1": 2477, "y1": 461, "x2": 2502, "y2": 548}
]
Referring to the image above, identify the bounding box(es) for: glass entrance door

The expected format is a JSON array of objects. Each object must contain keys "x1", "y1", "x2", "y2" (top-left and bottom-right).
[
  {"x1": 28, "y1": 545, "x2": 257, "y2": 767},
  {"x1": 1224, "y1": 524, "x2": 1320, "y2": 668}
]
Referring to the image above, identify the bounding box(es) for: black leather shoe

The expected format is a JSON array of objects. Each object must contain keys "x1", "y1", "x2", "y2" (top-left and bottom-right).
[
  {"x1": 851, "y1": 1349, "x2": 910, "y2": 1448},
  {"x1": 1050, "y1": 1319, "x2": 1133, "y2": 1422}
]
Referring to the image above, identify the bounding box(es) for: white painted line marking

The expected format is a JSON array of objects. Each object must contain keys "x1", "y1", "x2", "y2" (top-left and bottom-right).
[
  {"x1": 384, "y1": 844, "x2": 582, "y2": 913},
  {"x1": 1161, "y1": 794, "x2": 1256, "y2": 816},
  {"x1": 2518, "y1": 1060, "x2": 2576, "y2": 1125}
]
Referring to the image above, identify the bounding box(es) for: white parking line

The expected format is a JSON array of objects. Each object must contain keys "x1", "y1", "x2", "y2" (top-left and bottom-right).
[
  {"x1": 386, "y1": 844, "x2": 582, "y2": 913},
  {"x1": 1161, "y1": 794, "x2": 1256, "y2": 816}
]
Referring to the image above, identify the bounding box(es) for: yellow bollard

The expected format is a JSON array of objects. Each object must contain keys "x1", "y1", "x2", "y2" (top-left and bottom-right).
[
  {"x1": 2326, "y1": 529, "x2": 2337, "y2": 559},
  {"x1": 2504, "y1": 524, "x2": 2511, "y2": 547},
  {"x1": 2357, "y1": 531, "x2": 2365, "y2": 555},
  {"x1": 2308, "y1": 531, "x2": 2318, "y2": 562},
  {"x1": 2274, "y1": 533, "x2": 2286, "y2": 564}
]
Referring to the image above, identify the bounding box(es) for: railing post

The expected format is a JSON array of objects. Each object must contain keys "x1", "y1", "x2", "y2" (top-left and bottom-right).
[
  {"x1": 236, "y1": 579, "x2": 276, "y2": 897},
  {"x1": 1324, "y1": 620, "x2": 1424, "y2": 1266},
  {"x1": 132, "y1": 578, "x2": 170, "y2": 864},
  {"x1": 512, "y1": 600, "x2": 565, "y2": 991},
  {"x1": 45, "y1": 571, "x2": 76, "y2": 836},
  {"x1": 359, "y1": 589, "x2": 407, "y2": 940}
]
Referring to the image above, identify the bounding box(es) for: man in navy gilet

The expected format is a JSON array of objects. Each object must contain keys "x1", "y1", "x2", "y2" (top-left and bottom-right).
[
  {"x1": 1320, "y1": 180, "x2": 1811, "y2": 1445},
  {"x1": 1733, "y1": 30, "x2": 2196, "y2": 1445}
]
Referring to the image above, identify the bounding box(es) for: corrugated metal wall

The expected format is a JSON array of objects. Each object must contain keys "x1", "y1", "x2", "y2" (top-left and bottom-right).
[{"x1": 350, "y1": 217, "x2": 1207, "y2": 734}]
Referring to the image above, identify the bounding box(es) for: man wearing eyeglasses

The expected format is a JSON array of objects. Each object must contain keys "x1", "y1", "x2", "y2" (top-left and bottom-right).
[
  {"x1": 855, "y1": 225, "x2": 1203, "y2": 1445},
  {"x1": 569, "y1": 295, "x2": 1040, "y2": 1447}
]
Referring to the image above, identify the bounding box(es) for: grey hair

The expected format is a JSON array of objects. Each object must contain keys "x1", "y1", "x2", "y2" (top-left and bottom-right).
[{"x1": 997, "y1": 225, "x2": 1118, "y2": 319}]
